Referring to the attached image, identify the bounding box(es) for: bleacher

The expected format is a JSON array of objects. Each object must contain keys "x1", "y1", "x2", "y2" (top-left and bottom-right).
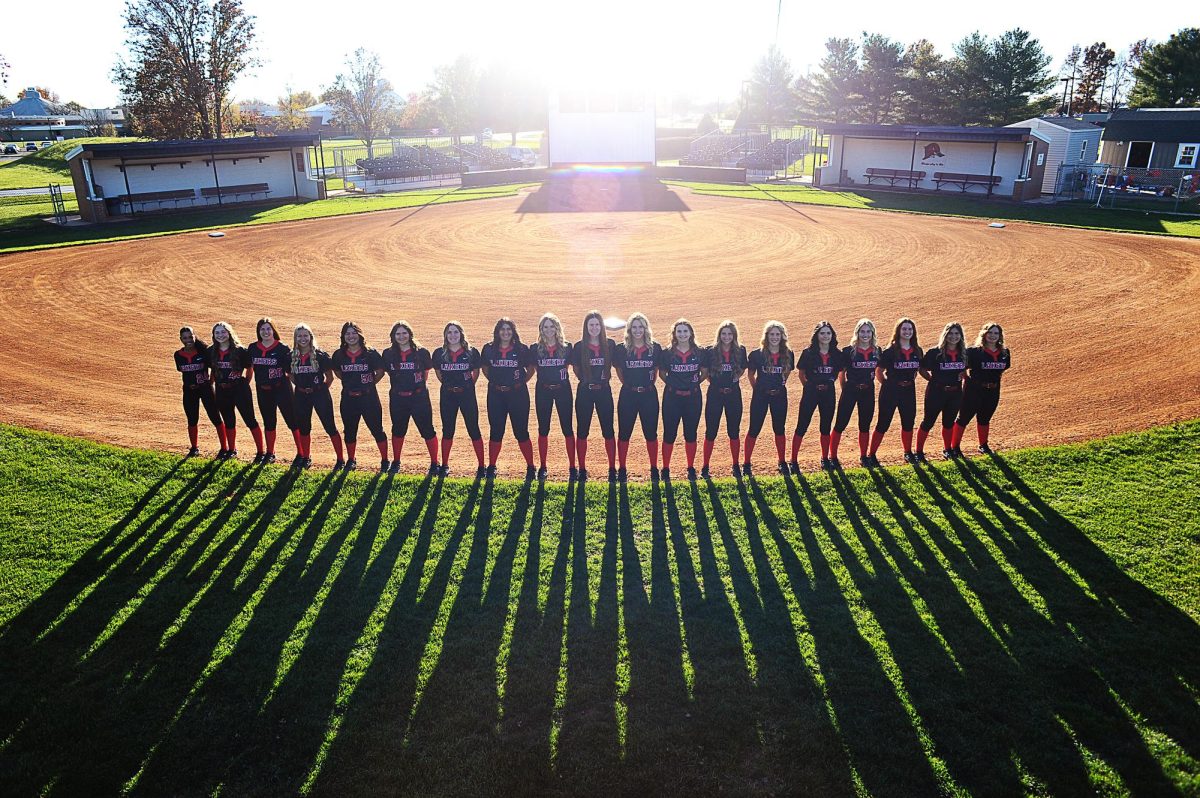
[
  {"x1": 680, "y1": 133, "x2": 768, "y2": 167},
  {"x1": 455, "y1": 143, "x2": 522, "y2": 171},
  {"x1": 355, "y1": 148, "x2": 463, "y2": 183},
  {"x1": 737, "y1": 139, "x2": 807, "y2": 172}
]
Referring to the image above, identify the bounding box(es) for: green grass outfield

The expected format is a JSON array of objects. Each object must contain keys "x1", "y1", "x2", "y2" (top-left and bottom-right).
[
  {"x1": 672, "y1": 181, "x2": 1200, "y2": 238},
  {"x1": 0, "y1": 192, "x2": 78, "y2": 230},
  {"x1": 1, "y1": 421, "x2": 1197, "y2": 796},
  {"x1": 0, "y1": 138, "x2": 124, "y2": 190}
]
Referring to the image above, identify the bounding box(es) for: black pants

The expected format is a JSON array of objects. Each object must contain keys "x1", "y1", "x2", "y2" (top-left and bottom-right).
[
  {"x1": 294, "y1": 387, "x2": 339, "y2": 437},
  {"x1": 662, "y1": 389, "x2": 702, "y2": 444},
  {"x1": 256, "y1": 382, "x2": 296, "y2": 432},
  {"x1": 535, "y1": 383, "x2": 574, "y2": 436},
  {"x1": 921, "y1": 384, "x2": 963, "y2": 430},
  {"x1": 749, "y1": 387, "x2": 788, "y2": 437},
  {"x1": 875, "y1": 383, "x2": 916, "y2": 433},
  {"x1": 215, "y1": 381, "x2": 259, "y2": 430},
  {"x1": 835, "y1": 382, "x2": 875, "y2": 434},
  {"x1": 182, "y1": 384, "x2": 222, "y2": 428},
  {"x1": 341, "y1": 389, "x2": 386, "y2": 444},
  {"x1": 390, "y1": 389, "x2": 437, "y2": 439},
  {"x1": 705, "y1": 386, "x2": 744, "y2": 440},
  {"x1": 957, "y1": 384, "x2": 1002, "y2": 427},
  {"x1": 440, "y1": 387, "x2": 482, "y2": 441},
  {"x1": 617, "y1": 387, "x2": 658, "y2": 441},
  {"x1": 794, "y1": 384, "x2": 833, "y2": 437},
  {"x1": 487, "y1": 385, "x2": 531, "y2": 442},
  {"x1": 576, "y1": 383, "x2": 615, "y2": 439}
]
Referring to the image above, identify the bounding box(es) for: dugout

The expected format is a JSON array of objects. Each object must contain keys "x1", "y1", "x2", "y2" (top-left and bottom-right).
[
  {"x1": 818, "y1": 124, "x2": 1049, "y2": 201},
  {"x1": 65, "y1": 135, "x2": 323, "y2": 223}
]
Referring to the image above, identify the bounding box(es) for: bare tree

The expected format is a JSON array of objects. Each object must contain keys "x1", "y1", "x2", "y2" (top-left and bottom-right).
[
  {"x1": 275, "y1": 86, "x2": 313, "y2": 130},
  {"x1": 326, "y1": 49, "x2": 399, "y2": 157},
  {"x1": 81, "y1": 108, "x2": 113, "y2": 136}
]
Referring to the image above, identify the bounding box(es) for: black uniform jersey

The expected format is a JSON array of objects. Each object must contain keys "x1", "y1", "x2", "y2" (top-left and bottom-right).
[
  {"x1": 841, "y1": 345, "x2": 880, "y2": 386},
  {"x1": 796, "y1": 348, "x2": 841, "y2": 386},
  {"x1": 660, "y1": 346, "x2": 704, "y2": 391},
  {"x1": 383, "y1": 346, "x2": 433, "y2": 393},
  {"x1": 706, "y1": 344, "x2": 747, "y2": 388},
  {"x1": 432, "y1": 346, "x2": 481, "y2": 388},
  {"x1": 575, "y1": 339, "x2": 615, "y2": 384},
  {"x1": 175, "y1": 347, "x2": 211, "y2": 388},
  {"x1": 615, "y1": 342, "x2": 661, "y2": 389},
  {"x1": 212, "y1": 345, "x2": 249, "y2": 387},
  {"x1": 533, "y1": 342, "x2": 573, "y2": 385},
  {"x1": 292, "y1": 350, "x2": 334, "y2": 390},
  {"x1": 921, "y1": 346, "x2": 967, "y2": 386},
  {"x1": 249, "y1": 340, "x2": 291, "y2": 386},
  {"x1": 965, "y1": 346, "x2": 1012, "y2": 382},
  {"x1": 879, "y1": 344, "x2": 923, "y2": 383},
  {"x1": 481, "y1": 342, "x2": 531, "y2": 387},
  {"x1": 749, "y1": 348, "x2": 795, "y2": 391},
  {"x1": 333, "y1": 346, "x2": 384, "y2": 389}
]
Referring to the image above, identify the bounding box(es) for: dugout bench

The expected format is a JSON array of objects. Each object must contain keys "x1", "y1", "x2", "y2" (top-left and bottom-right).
[
  {"x1": 200, "y1": 183, "x2": 272, "y2": 204},
  {"x1": 932, "y1": 172, "x2": 1001, "y2": 193},
  {"x1": 863, "y1": 168, "x2": 926, "y2": 188}
]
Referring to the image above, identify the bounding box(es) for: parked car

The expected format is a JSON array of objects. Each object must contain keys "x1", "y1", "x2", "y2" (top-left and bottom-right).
[
  {"x1": 39, "y1": 141, "x2": 52, "y2": 149},
  {"x1": 25, "y1": 142, "x2": 38, "y2": 152},
  {"x1": 3, "y1": 144, "x2": 17, "y2": 155},
  {"x1": 502, "y1": 146, "x2": 537, "y2": 167}
]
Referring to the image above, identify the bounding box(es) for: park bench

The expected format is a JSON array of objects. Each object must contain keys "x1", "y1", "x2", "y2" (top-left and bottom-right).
[
  {"x1": 119, "y1": 189, "x2": 196, "y2": 212},
  {"x1": 863, "y1": 167, "x2": 926, "y2": 187},
  {"x1": 933, "y1": 172, "x2": 1001, "y2": 193},
  {"x1": 200, "y1": 183, "x2": 272, "y2": 204}
]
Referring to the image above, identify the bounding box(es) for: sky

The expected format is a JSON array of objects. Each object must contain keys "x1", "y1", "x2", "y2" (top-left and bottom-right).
[{"x1": 1, "y1": 0, "x2": 1192, "y2": 108}]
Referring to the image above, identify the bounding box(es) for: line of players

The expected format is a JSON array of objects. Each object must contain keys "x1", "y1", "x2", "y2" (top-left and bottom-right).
[{"x1": 174, "y1": 312, "x2": 1011, "y2": 481}]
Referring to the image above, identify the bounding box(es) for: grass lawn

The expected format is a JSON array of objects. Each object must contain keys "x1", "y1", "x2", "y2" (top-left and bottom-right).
[
  {"x1": 0, "y1": 192, "x2": 78, "y2": 229},
  {"x1": 0, "y1": 184, "x2": 533, "y2": 254},
  {"x1": 0, "y1": 138, "x2": 123, "y2": 190},
  {"x1": 673, "y1": 181, "x2": 1200, "y2": 238},
  {"x1": 1, "y1": 421, "x2": 1197, "y2": 796}
]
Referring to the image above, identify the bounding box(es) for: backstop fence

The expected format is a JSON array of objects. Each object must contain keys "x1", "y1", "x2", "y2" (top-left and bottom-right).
[{"x1": 1054, "y1": 163, "x2": 1199, "y2": 214}]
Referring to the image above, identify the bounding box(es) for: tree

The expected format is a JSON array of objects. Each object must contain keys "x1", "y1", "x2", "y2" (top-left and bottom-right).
[
  {"x1": 797, "y1": 38, "x2": 861, "y2": 123},
  {"x1": 35, "y1": 86, "x2": 61, "y2": 102},
  {"x1": 429, "y1": 55, "x2": 480, "y2": 144},
  {"x1": 477, "y1": 63, "x2": 545, "y2": 144},
  {"x1": 696, "y1": 113, "x2": 719, "y2": 135},
  {"x1": 1074, "y1": 42, "x2": 1115, "y2": 113},
  {"x1": 1057, "y1": 45, "x2": 1082, "y2": 113},
  {"x1": 1129, "y1": 28, "x2": 1200, "y2": 107},
  {"x1": 745, "y1": 46, "x2": 796, "y2": 126},
  {"x1": 1106, "y1": 39, "x2": 1149, "y2": 111},
  {"x1": 988, "y1": 29, "x2": 1054, "y2": 123},
  {"x1": 114, "y1": 0, "x2": 258, "y2": 139},
  {"x1": 855, "y1": 33, "x2": 905, "y2": 124},
  {"x1": 81, "y1": 108, "x2": 117, "y2": 136},
  {"x1": 275, "y1": 86, "x2": 313, "y2": 130},
  {"x1": 397, "y1": 92, "x2": 442, "y2": 131},
  {"x1": 944, "y1": 32, "x2": 993, "y2": 124},
  {"x1": 900, "y1": 39, "x2": 947, "y2": 124},
  {"x1": 326, "y1": 48, "x2": 400, "y2": 156},
  {"x1": 1, "y1": 50, "x2": 9, "y2": 88}
]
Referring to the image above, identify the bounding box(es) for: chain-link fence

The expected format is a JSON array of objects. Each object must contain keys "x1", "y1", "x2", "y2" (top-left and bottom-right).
[{"x1": 1054, "y1": 163, "x2": 1199, "y2": 214}]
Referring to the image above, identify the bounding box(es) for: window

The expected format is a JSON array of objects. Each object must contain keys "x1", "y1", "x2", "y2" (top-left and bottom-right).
[
  {"x1": 1079, "y1": 139, "x2": 1087, "y2": 160},
  {"x1": 1176, "y1": 143, "x2": 1198, "y2": 169}
]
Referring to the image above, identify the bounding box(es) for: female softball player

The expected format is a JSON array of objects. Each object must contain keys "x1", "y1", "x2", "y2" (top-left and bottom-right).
[
  {"x1": 249, "y1": 317, "x2": 301, "y2": 465},
  {"x1": 432, "y1": 321, "x2": 486, "y2": 477},
  {"x1": 175, "y1": 326, "x2": 226, "y2": 457},
  {"x1": 702, "y1": 320, "x2": 747, "y2": 478},
  {"x1": 658, "y1": 318, "x2": 706, "y2": 480},
  {"x1": 832, "y1": 319, "x2": 881, "y2": 468},
  {"x1": 917, "y1": 321, "x2": 968, "y2": 461},
  {"x1": 481, "y1": 318, "x2": 536, "y2": 478},
  {"x1": 382, "y1": 321, "x2": 440, "y2": 475},
  {"x1": 331, "y1": 321, "x2": 389, "y2": 472},
  {"x1": 791, "y1": 321, "x2": 842, "y2": 471},
  {"x1": 210, "y1": 321, "x2": 264, "y2": 461},
  {"x1": 868, "y1": 318, "x2": 922, "y2": 465},
  {"x1": 614, "y1": 312, "x2": 661, "y2": 481},
  {"x1": 289, "y1": 323, "x2": 343, "y2": 469},
  {"x1": 952, "y1": 322, "x2": 1011, "y2": 455},
  {"x1": 532, "y1": 313, "x2": 575, "y2": 479},
  {"x1": 573, "y1": 310, "x2": 617, "y2": 481},
  {"x1": 745, "y1": 320, "x2": 794, "y2": 475}
]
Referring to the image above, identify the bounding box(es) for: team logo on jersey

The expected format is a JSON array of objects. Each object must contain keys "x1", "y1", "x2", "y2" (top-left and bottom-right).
[
  {"x1": 392, "y1": 361, "x2": 416, "y2": 371},
  {"x1": 442, "y1": 362, "x2": 471, "y2": 371},
  {"x1": 537, "y1": 357, "x2": 566, "y2": 367},
  {"x1": 492, "y1": 359, "x2": 519, "y2": 368},
  {"x1": 627, "y1": 359, "x2": 655, "y2": 369},
  {"x1": 941, "y1": 361, "x2": 965, "y2": 370},
  {"x1": 981, "y1": 361, "x2": 1007, "y2": 369},
  {"x1": 894, "y1": 360, "x2": 920, "y2": 369},
  {"x1": 180, "y1": 362, "x2": 205, "y2": 372},
  {"x1": 342, "y1": 363, "x2": 369, "y2": 372}
]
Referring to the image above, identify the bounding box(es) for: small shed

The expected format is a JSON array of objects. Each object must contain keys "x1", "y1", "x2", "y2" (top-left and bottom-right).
[
  {"x1": 1006, "y1": 116, "x2": 1102, "y2": 193},
  {"x1": 1098, "y1": 108, "x2": 1200, "y2": 171},
  {"x1": 817, "y1": 124, "x2": 1050, "y2": 201},
  {"x1": 65, "y1": 135, "x2": 323, "y2": 223}
]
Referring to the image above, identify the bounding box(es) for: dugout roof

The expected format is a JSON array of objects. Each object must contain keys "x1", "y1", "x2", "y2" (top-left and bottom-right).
[
  {"x1": 819, "y1": 124, "x2": 1037, "y2": 143},
  {"x1": 66, "y1": 135, "x2": 319, "y2": 162},
  {"x1": 1101, "y1": 109, "x2": 1200, "y2": 142}
]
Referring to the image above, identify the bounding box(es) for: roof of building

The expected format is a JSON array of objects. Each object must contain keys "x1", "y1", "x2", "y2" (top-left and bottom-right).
[
  {"x1": 0, "y1": 88, "x2": 80, "y2": 120},
  {"x1": 66, "y1": 135, "x2": 319, "y2": 161},
  {"x1": 1030, "y1": 116, "x2": 1100, "y2": 131},
  {"x1": 1101, "y1": 108, "x2": 1200, "y2": 141},
  {"x1": 819, "y1": 123, "x2": 1037, "y2": 143}
]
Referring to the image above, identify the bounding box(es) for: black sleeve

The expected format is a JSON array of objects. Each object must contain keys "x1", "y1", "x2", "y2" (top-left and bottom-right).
[
  {"x1": 368, "y1": 349, "x2": 384, "y2": 371},
  {"x1": 419, "y1": 349, "x2": 433, "y2": 371},
  {"x1": 469, "y1": 348, "x2": 482, "y2": 369}
]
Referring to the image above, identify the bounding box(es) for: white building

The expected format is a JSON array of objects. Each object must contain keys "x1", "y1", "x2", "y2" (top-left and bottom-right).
[{"x1": 1006, "y1": 116, "x2": 1102, "y2": 194}]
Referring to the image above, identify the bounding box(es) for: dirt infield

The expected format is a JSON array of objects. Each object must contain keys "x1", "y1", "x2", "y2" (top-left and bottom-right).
[{"x1": 2, "y1": 183, "x2": 1199, "y2": 478}]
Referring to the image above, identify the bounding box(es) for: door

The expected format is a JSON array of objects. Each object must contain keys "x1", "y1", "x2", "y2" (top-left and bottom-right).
[{"x1": 1126, "y1": 141, "x2": 1153, "y2": 169}]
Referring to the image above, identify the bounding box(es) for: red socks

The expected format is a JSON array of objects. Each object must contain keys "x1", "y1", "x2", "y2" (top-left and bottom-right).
[
  {"x1": 227, "y1": 426, "x2": 238, "y2": 451},
  {"x1": 604, "y1": 437, "x2": 616, "y2": 469},
  {"x1": 250, "y1": 427, "x2": 264, "y2": 455},
  {"x1": 265, "y1": 430, "x2": 277, "y2": 454},
  {"x1": 292, "y1": 429, "x2": 303, "y2": 454},
  {"x1": 703, "y1": 439, "x2": 715, "y2": 467},
  {"x1": 565, "y1": 436, "x2": 577, "y2": 468},
  {"x1": 188, "y1": 425, "x2": 199, "y2": 448},
  {"x1": 392, "y1": 436, "x2": 405, "y2": 462},
  {"x1": 471, "y1": 438, "x2": 485, "y2": 466},
  {"x1": 869, "y1": 430, "x2": 885, "y2": 456},
  {"x1": 646, "y1": 440, "x2": 658, "y2": 467},
  {"x1": 577, "y1": 438, "x2": 588, "y2": 470},
  {"x1": 791, "y1": 433, "x2": 803, "y2": 462},
  {"x1": 376, "y1": 439, "x2": 388, "y2": 460},
  {"x1": 916, "y1": 428, "x2": 929, "y2": 453},
  {"x1": 618, "y1": 439, "x2": 630, "y2": 468},
  {"x1": 952, "y1": 423, "x2": 966, "y2": 449},
  {"x1": 743, "y1": 435, "x2": 757, "y2": 464},
  {"x1": 425, "y1": 436, "x2": 439, "y2": 465},
  {"x1": 300, "y1": 433, "x2": 311, "y2": 457},
  {"x1": 662, "y1": 443, "x2": 674, "y2": 469},
  {"x1": 729, "y1": 437, "x2": 740, "y2": 467},
  {"x1": 488, "y1": 440, "x2": 502, "y2": 467},
  {"x1": 347, "y1": 441, "x2": 357, "y2": 460},
  {"x1": 858, "y1": 432, "x2": 869, "y2": 457},
  {"x1": 538, "y1": 436, "x2": 549, "y2": 468},
  {"x1": 819, "y1": 434, "x2": 830, "y2": 458},
  {"x1": 441, "y1": 437, "x2": 454, "y2": 466},
  {"x1": 978, "y1": 424, "x2": 990, "y2": 447},
  {"x1": 216, "y1": 424, "x2": 228, "y2": 450},
  {"x1": 773, "y1": 435, "x2": 786, "y2": 462},
  {"x1": 518, "y1": 439, "x2": 535, "y2": 466},
  {"x1": 330, "y1": 433, "x2": 344, "y2": 461},
  {"x1": 829, "y1": 432, "x2": 842, "y2": 459},
  {"x1": 942, "y1": 426, "x2": 954, "y2": 450},
  {"x1": 685, "y1": 441, "x2": 697, "y2": 468},
  {"x1": 901, "y1": 429, "x2": 913, "y2": 453}
]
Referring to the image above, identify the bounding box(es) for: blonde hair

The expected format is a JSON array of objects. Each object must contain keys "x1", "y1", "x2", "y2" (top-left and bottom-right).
[
  {"x1": 852, "y1": 318, "x2": 878, "y2": 350},
  {"x1": 291, "y1": 322, "x2": 320, "y2": 371},
  {"x1": 669, "y1": 318, "x2": 697, "y2": 350},
  {"x1": 938, "y1": 322, "x2": 965, "y2": 353},
  {"x1": 210, "y1": 321, "x2": 242, "y2": 352},
  {"x1": 759, "y1": 320, "x2": 794, "y2": 376},
  {"x1": 975, "y1": 321, "x2": 1005, "y2": 349},
  {"x1": 537, "y1": 313, "x2": 566, "y2": 354},
  {"x1": 624, "y1": 312, "x2": 655, "y2": 350}
]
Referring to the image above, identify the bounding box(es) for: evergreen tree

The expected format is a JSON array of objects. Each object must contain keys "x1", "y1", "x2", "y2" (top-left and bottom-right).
[
  {"x1": 901, "y1": 39, "x2": 948, "y2": 124},
  {"x1": 746, "y1": 47, "x2": 797, "y2": 126},
  {"x1": 1129, "y1": 28, "x2": 1200, "y2": 107},
  {"x1": 855, "y1": 33, "x2": 905, "y2": 124},
  {"x1": 797, "y1": 38, "x2": 861, "y2": 123}
]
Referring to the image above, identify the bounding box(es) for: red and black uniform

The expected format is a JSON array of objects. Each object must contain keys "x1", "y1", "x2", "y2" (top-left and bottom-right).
[
  {"x1": 704, "y1": 344, "x2": 747, "y2": 469},
  {"x1": 250, "y1": 340, "x2": 299, "y2": 456},
  {"x1": 791, "y1": 347, "x2": 843, "y2": 462},
  {"x1": 211, "y1": 345, "x2": 263, "y2": 456},
  {"x1": 659, "y1": 345, "x2": 705, "y2": 470},
  {"x1": 832, "y1": 345, "x2": 881, "y2": 459},
  {"x1": 918, "y1": 346, "x2": 967, "y2": 453},
  {"x1": 533, "y1": 341, "x2": 575, "y2": 470},
  {"x1": 574, "y1": 339, "x2": 617, "y2": 472},
  {"x1": 614, "y1": 341, "x2": 661, "y2": 471},
  {"x1": 175, "y1": 346, "x2": 225, "y2": 451},
  {"x1": 332, "y1": 346, "x2": 388, "y2": 461},
  {"x1": 870, "y1": 343, "x2": 923, "y2": 457},
  {"x1": 481, "y1": 341, "x2": 535, "y2": 468},
  {"x1": 292, "y1": 349, "x2": 343, "y2": 462},
  {"x1": 383, "y1": 345, "x2": 439, "y2": 467},
  {"x1": 953, "y1": 345, "x2": 1012, "y2": 449},
  {"x1": 432, "y1": 345, "x2": 485, "y2": 469},
  {"x1": 746, "y1": 347, "x2": 794, "y2": 466}
]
